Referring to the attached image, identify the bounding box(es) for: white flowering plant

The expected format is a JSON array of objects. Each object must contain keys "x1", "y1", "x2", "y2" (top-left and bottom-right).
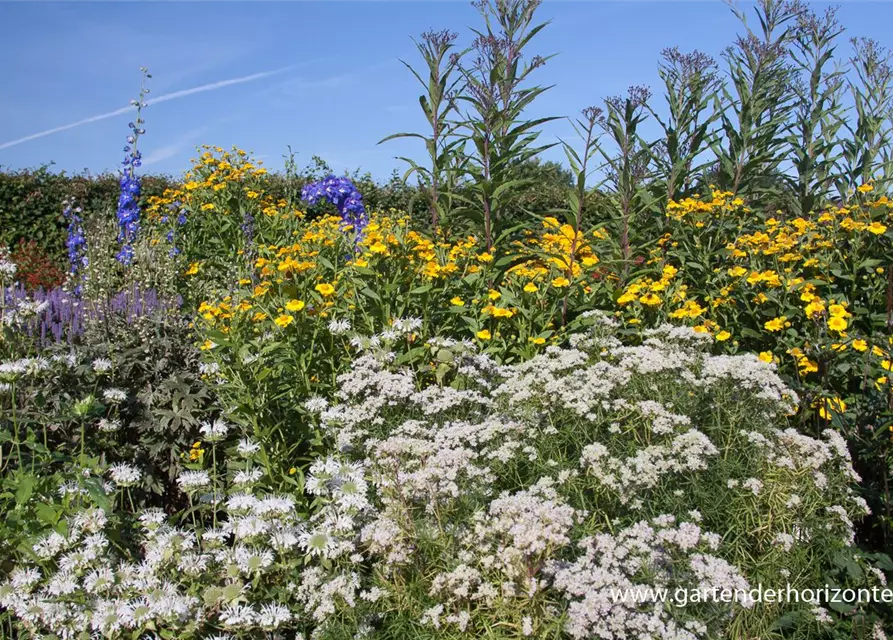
[{"x1": 2, "y1": 316, "x2": 888, "y2": 639}]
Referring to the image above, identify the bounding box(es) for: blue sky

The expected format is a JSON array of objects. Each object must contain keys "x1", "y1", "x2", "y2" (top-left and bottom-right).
[{"x1": 1, "y1": 1, "x2": 891, "y2": 180}]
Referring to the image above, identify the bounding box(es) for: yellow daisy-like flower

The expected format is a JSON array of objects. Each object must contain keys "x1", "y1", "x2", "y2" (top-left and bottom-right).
[
  {"x1": 528, "y1": 337, "x2": 546, "y2": 345},
  {"x1": 450, "y1": 297, "x2": 465, "y2": 307},
  {"x1": 758, "y1": 351, "x2": 773, "y2": 363},
  {"x1": 868, "y1": 221, "x2": 887, "y2": 235},
  {"x1": 857, "y1": 183, "x2": 874, "y2": 193},
  {"x1": 184, "y1": 262, "x2": 201, "y2": 276},
  {"x1": 370, "y1": 242, "x2": 388, "y2": 254},
  {"x1": 199, "y1": 339, "x2": 216, "y2": 351},
  {"x1": 523, "y1": 282, "x2": 538, "y2": 293},
  {"x1": 488, "y1": 290, "x2": 501, "y2": 300},
  {"x1": 828, "y1": 303, "x2": 850, "y2": 318},
  {"x1": 274, "y1": 314, "x2": 294, "y2": 328},
  {"x1": 315, "y1": 283, "x2": 336, "y2": 297},
  {"x1": 715, "y1": 330, "x2": 731, "y2": 342},
  {"x1": 552, "y1": 276, "x2": 571, "y2": 288},
  {"x1": 477, "y1": 252, "x2": 494, "y2": 263},
  {"x1": 804, "y1": 300, "x2": 825, "y2": 317},
  {"x1": 476, "y1": 329, "x2": 492, "y2": 340},
  {"x1": 285, "y1": 299, "x2": 305, "y2": 312},
  {"x1": 639, "y1": 292, "x2": 662, "y2": 307},
  {"x1": 827, "y1": 316, "x2": 847, "y2": 333},
  {"x1": 853, "y1": 339, "x2": 869, "y2": 352},
  {"x1": 817, "y1": 397, "x2": 847, "y2": 420}
]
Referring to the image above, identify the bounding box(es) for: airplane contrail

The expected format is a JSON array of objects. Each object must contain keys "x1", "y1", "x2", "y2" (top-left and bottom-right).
[{"x1": 0, "y1": 66, "x2": 293, "y2": 151}]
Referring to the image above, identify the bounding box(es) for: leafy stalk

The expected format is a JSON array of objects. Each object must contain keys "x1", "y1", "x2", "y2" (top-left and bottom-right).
[
  {"x1": 379, "y1": 29, "x2": 465, "y2": 234},
  {"x1": 456, "y1": 0, "x2": 557, "y2": 252}
]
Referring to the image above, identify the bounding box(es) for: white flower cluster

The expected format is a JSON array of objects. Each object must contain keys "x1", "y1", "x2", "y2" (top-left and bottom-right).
[
  {"x1": 0, "y1": 246, "x2": 17, "y2": 279},
  {"x1": 1, "y1": 320, "x2": 874, "y2": 639},
  {"x1": 548, "y1": 515, "x2": 746, "y2": 640},
  {"x1": 310, "y1": 319, "x2": 869, "y2": 637}
]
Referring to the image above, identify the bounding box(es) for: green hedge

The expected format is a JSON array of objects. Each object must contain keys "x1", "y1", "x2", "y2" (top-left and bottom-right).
[
  {"x1": 0, "y1": 167, "x2": 177, "y2": 263},
  {"x1": 0, "y1": 159, "x2": 587, "y2": 266}
]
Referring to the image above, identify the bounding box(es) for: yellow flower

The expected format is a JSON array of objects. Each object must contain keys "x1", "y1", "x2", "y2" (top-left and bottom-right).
[
  {"x1": 804, "y1": 300, "x2": 825, "y2": 317},
  {"x1": 817, "y1": 397, "x2": 847, "y2": 420},
  {"x1": 353, "y1": 258, "x2": 369, "y2": 268},
  {"x1": 858, "y1": 183, "x2": 874, "y2": 193},
  {"x1": 868, "y1": 221, "x2": 887, "y2": 235},
  {"x1": 477, "y1": 252, "x2": 494, "y2": 263},
  {"x1": 184, "y1": 262, "x2": 201, "y2": 276},
  {"x1": 285, "y1": 299, "x2": 305, "y2": 312},
  {"x1": 715, "y1": 330, "x2": 731, "y2": 342},
  {"x1": 238, "y1": 278, "x2": 251, "y2": 286},
  {"x1": 523, "y1": 282, "x2": 538, "y2": 293},
  {"x1": 853, "y1": 339, "x2": 868, "y2": 352},
  {"x1": 728, "y1": 266, "x2": 747, "y2": 278},
  {"x1": 764, "y1": 317, "x2": 786, "y2": 332},
  {"x1": 289, "y1": 467, "x2": 297, "y2": 475},
  {"x1": 529, "y1": 337, "x2": 546, "y2": 345},
  {"x1": 476, "y1": 329, "x2": 492, "y2": 340},
  {"x1": 798, "y1": 358, "x2": 819, "y2": 374},
  {"x1": 490, "y1": 307, "x2": 514, "y2": 318},
  {"x1": 759, "y1": 351, "x2": 773, "y2": 363},
  {"x1": 199, "y1": 339, "x2": 216, "y2": 351},
  {"x1": 488, "y1": 290, "x2": 501, "y2": 300},
  {"x1": 370, "y1": 242, "x2": 388, "y2": 254},
  {"x1": 274, "y1": 314, "x2": 294, "y2": 328},
  {"x1": 450, "y1": 297, "x2": 465, "y2": 307},
  {"x1": 315, "y1": 283, "x2": 336, "y2": 297},
  {"x1": 639, "y1": 292, "x2": 662, "y2": 307},
  {"x1": 827, "y1": 316, "x2": 847, "y2": 333},
  {"x1": 552, "y1": 277, "x2": 570, "y2": 288},
  {"x1": 828, "y1": 304, "x2": 850, "y2": 318},
  {"x1": 201, "y1": 203, "x2": 215, "y2": 211}
]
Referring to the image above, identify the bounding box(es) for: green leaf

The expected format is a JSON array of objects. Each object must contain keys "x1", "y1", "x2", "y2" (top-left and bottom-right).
[{"x1": 14, "y1": 474, "x2": 35, "y2": 506}]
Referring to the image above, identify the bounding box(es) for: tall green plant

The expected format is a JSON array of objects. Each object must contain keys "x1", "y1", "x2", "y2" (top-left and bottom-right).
[
  {"x1": 557, "y1": 106, "x2": 603, "y2": 325},
  {"x1": 786, "y1": 5, "x2": 846, "y2": 216},
  {"x1": 714, "y1": 0, "x2": 801, "y2": 203},
  {"x1": 650, "y1": 48, "x2": 722, "y2": 203},
  {"x1": 380, "y1": 30, "x2": 465, "y2": 235},
  {"x1": 839, "y1": 38, "x2": 893, "y2": 199},
  {"x1": 456, "y1": 0, "x2": 556, "y2": 252},
  {"x1": 598, "y1": 86, "x2": 654, "y2": 274}
]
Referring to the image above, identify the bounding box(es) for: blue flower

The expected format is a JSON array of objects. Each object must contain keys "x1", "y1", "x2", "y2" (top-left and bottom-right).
[
  {"x1": 301, "y1": 175, "x2": 368, "y2": 245},
  {"x1": 63, "y1": 199, "x2": 87, "y2": 294},
  {"x1": 115, "y1": 69, "x2": 150, "y2": 265}
]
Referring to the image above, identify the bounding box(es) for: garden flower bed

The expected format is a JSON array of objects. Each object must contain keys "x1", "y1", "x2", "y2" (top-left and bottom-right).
[{"x1": 2, "y1": 0, "x2": 893, "y2": 637}]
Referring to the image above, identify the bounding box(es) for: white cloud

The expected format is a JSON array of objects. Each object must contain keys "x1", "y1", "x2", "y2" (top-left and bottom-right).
[{"x1": 0, "y1": 66, "x2": 294, "y2": 151}]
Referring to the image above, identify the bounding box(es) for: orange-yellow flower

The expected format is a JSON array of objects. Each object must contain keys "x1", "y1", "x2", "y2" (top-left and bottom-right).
[
  {"x1": 315, "y1": 283, "x2": 336, "y2": 297},
  {"x1": 274, "y1": 314, "x2": 294, "y2": 328}
]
